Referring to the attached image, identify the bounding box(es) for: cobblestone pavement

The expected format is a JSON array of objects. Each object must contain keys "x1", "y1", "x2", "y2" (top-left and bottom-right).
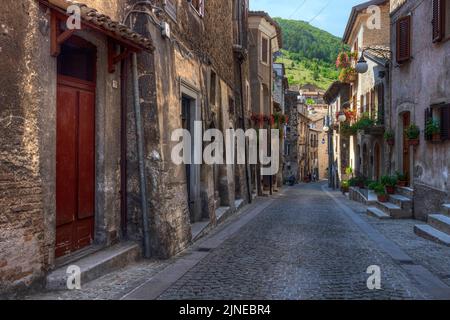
[
  {"x1": 27, "y1": 182, "x2": 450, "y2": 300},
  {"x1": 158, "y1": 183, "x2": 435, "y2": 300}
]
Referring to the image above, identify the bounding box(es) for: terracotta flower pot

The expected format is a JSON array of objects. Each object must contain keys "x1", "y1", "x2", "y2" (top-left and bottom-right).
[
  {"x1": 432, "y1": 134, "x2": 441, "y2": 143},
  {"x1": 408, "y1": 139, "x2": 419, "y2": 146},
  {"x1": 397, "y1": 181, "x2": 407, "y2": 187},
  {"x1": 378, "y1": 195, "x2": 388, "y2": 203},
  {"x1": 386, "y1": 186, "x2": 395, "y2": 195},
  {"x1": 357, "y1": 182, "x2": 364, "y2": 188}
]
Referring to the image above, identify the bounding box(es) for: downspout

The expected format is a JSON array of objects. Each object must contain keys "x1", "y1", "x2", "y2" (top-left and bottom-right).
[
  {"x1": 237, "y1": 1, "x2": 252, "y2": 203},
  {"x1": 131, "y1": 52, "x2": 151, "y2": 259},
  {"x1": 120, "y1": 56, "x2": 129, "y2": 237}
]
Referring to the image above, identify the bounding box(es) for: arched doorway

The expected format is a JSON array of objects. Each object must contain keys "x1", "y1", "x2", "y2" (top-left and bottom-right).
[{"x1": 374, "y1": 143, "x2": 381, "y2": 181}]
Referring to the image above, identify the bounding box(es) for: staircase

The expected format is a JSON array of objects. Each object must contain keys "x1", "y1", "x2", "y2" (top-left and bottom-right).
[
  {"x1": 367, "y1": 187, "x2": 413, "y2": 220},
  {"x1": 414, "y1": 203, "x2": 450, "y2": 247}
]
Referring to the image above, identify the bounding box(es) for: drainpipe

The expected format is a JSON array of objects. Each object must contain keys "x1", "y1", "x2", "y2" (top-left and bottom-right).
[
  {"x1": 237, "y1": 1, "x2": 252, "y2": 204},
  {"x1": 131, "y1": 52, "x2": 151, "y2": 259},
  {"x1": 120, "y1": 56, "x2": 129, "y2": 238}
]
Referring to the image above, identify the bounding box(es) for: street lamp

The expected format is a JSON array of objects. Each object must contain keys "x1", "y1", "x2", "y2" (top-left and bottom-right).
[
  {"x1": 356, "y1": 53, "x2": 369, "y2": 74},
  {"x1": 323, "y1": 125, "x2": 330, "y2": 132},
  {"x1": 337, "y1": 112, "x2": 347, "y2": 123},
  {"x1": 355, "y1": 47, "x2": 392, "y2": 74}
]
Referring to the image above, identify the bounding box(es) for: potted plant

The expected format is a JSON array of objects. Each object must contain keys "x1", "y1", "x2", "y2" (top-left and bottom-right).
[
  {"x1": 341, "y1": 180, "x2": 350, "y2": 194},
  {"x1": 374, "y1": 184, "x2": 388, "y2": 203},
  {"x1": 354, "y1": 176, "x2": 365, "y2": 189},
  {"x1": 384, "y1": 130, "x2": 395, "y2": 146},
  {"x1": 368, "y1": 181, "x2": 379, "y2": 191},
  {"x1": 396, "y1": 171, "x2": 408, "y2": 187},
  {"x1": 338, "y1": 67, "x2": 357, "y2": 83},
  {"x1": 405, "y1": 124, "x2": 420, "y2": 146},
  {"x1": 381, "y1": 175, "x2": 398, "y2": 194},
  {"x1": 425, "y1": 119, "x2": 441, "y2": 142}
]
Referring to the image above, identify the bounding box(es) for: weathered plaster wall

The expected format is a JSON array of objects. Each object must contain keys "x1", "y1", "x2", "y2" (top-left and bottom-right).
[
  {"x1": 0, "y1": 0, "x2": 127, "y2": 295},
  {"x1": 390, "y1": 0, "x2": 450, "y2": 209}
]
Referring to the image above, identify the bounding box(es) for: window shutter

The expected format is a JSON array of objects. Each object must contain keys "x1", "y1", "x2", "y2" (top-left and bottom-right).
[
  {"x1": 199, "y1": 0, "x2": 205, "y2": 16},
  {"x1": 432, "y1": 0, "x2": 444, "y2": 42},
  {"x1": 441, "y1": 106, "x2": 450, "y2": 140},
  {"x1": 396, "y1": 16, "x2": 412, "y2": 63},
  {"x1": 425, "y1": 108, "x2": 433, "y2": 141}
]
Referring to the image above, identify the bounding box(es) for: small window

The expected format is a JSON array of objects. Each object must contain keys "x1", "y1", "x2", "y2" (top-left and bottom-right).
[
  {"x1": 445, "y1": 0, "x2": 450, "y2": 38},
  {"x1": 57, "y1": 39, "x2": 96, "y2": 82},
  {"x1": 261, "y1": 35, "x2": 269, "y2": 64},
  {"x1": 191, "y1": 0, "x2": 205, "y2": 17},
  {"x1": 164, "y1": 0, "x2": 177, "y2": 21},
  {"x1": 396, "y1": 15, "x2": 412, "y2": 64}
]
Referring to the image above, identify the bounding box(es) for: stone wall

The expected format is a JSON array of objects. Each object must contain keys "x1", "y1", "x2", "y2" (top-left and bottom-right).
[
  {"x1": 0, "y1": 0, "x2": 132, "y2": 296},
  {"x1": 390, "y1": 0, "x2": 450, "y2": 196}
]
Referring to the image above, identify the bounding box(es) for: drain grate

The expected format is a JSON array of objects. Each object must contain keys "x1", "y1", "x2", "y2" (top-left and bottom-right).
[{"x1": 197, "y1": 247, "x2": 212, "y2": 252}]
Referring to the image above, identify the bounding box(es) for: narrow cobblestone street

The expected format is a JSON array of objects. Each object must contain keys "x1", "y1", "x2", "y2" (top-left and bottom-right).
[{"x1": 28, "y1": 183, "x2": 450, "y2": 300}]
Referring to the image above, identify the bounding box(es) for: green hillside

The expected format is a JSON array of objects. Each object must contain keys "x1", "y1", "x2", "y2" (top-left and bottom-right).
[{"x1": 274, "y1": 18, "x2": 347, "y2": 90}]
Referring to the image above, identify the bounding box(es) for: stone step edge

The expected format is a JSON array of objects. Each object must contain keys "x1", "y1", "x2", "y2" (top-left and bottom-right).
[
  {"x1": 46, "y1": 242, "x2": 140, "y2": 291},
  {"x1": 414, "y1": 224, "x2": 450, "y2": 247}
]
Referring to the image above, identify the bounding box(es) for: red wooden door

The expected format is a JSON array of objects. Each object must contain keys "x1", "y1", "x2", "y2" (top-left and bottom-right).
[{"x1": 56, "y1": 77, "x2": 95, "y2": 258}]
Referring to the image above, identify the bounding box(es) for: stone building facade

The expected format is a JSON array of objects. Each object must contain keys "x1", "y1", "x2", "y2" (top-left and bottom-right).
[
  {"x1": 324, "y1": 82, "x2": 352, "y2": 188},
  {"x1": 342, "y1": 0, "x2": 391, "y2": 181},
  {"x1": 248, "y1": 11, "x2": 282, "y2": 194},
  {"x1": 390, "y1": 0, "x2": 450, "y2": 220},
  {"x1": 283, "y1": 90, "x2": 310, "y2": 183},
  {"x1": 0, "y1": 0, "x2": 253, "y2": 296}
]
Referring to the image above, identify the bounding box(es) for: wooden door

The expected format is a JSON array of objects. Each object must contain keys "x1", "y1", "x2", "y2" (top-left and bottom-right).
[
  {"x1": 56, "y1": 77, "x2": 95, "y2": 258},
  {"x1": 402, "y1": 112, "x2": 411, "y2": 181}
]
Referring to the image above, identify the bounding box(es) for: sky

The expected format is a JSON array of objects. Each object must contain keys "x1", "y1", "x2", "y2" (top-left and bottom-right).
[{"x1": 250, "y1": 0, "x2": 364, "y2": 38}]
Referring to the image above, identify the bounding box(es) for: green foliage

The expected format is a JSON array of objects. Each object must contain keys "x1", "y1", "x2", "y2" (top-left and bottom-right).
[
  {"x1": 405, "y1": 124, "x2": 420, "y2": 139},
  {"x1": 425, "y1": 119, "x2": 440, "y2": 136},
  {"x1": 395, "y1": 171, "x2": 408, "y2": 182},
  {"x1": 275, "y1": 18, "x2": 345, "y2": 64},
  {"x1": 274, "y1": 17, "x2": 346, "y2": 90},
  {"x1": 353, "y1": 113, "x2": 375, "y2": 131},
  {"x1": 381, "y1": 175, "x2": 398, "y2": 187},
  {"x1": 373, "y1": 183, "x2": 386, "y2": 196},
  {"x1": 368, "y1": 182, "x2": 379, "y2": 191},
  {"x1": 345, "y1": 167, "x2": 354, "y2": 176},
  {"x1": 341, "y1": 180, "x2": 350, "y2": 188},
  {"x1": 384, "y1": 129, "x2": 394, "y2": 140}
]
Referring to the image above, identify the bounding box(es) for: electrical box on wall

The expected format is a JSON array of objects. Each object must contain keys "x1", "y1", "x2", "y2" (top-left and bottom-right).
[{"x1": 161, "y1": 21, "x2": 171, "y2": 39}]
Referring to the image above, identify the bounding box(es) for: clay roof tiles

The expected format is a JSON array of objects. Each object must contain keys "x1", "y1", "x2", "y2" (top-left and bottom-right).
[{"x1": 39, "y1": 0, "x2": 153, "y2": 51}]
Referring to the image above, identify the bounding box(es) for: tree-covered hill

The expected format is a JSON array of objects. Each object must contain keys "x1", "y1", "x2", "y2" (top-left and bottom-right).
[{"x1": 274, "y1": 18, "x2": 347, "y2": 90}]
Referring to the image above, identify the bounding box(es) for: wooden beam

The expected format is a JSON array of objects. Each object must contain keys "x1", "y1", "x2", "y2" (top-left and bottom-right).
[
  {"x1": 109, "y1": 41, "x2": 131, "y2": 73},
  {"x1": 57, "y1": 29, "x2": 76, "y2": 44},
  {"x1": 50, "y1": 11, "x2": 60, "y2": 57}
]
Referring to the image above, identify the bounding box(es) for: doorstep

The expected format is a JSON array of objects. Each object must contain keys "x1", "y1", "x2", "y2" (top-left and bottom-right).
[
  {"x1": 46, "y1": 242, "x2": 140, "y2": 291},
  {"x1": 191, "y1": 220, "x2": 210, "y2": 242}
]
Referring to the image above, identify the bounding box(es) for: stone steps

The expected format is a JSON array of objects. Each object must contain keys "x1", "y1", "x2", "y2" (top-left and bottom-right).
[
  {"x1": 46, "y1": 242, "x2": 140, "y2": 291},
  {"x1": 395, "y1": 186, "x2": 414, "y2": 199},
  {"x1": 442, "y1": 204, "x2": 450, "y2": 217},
  {"x1": 428, "y1": 214, "x2": 450, "y2": 235},
  {"x1": 367, "y1": 207, "x2": 391, "y2": 219},
  {"x1": 375, "y1": 201, "x2": 412, "y2": 219},
  {"x1": 414, "y1": 224, "x2": 450, "y2": 247},
  {"x1": 388, "y1": 194, "x2": 412, "y2": 211}
]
